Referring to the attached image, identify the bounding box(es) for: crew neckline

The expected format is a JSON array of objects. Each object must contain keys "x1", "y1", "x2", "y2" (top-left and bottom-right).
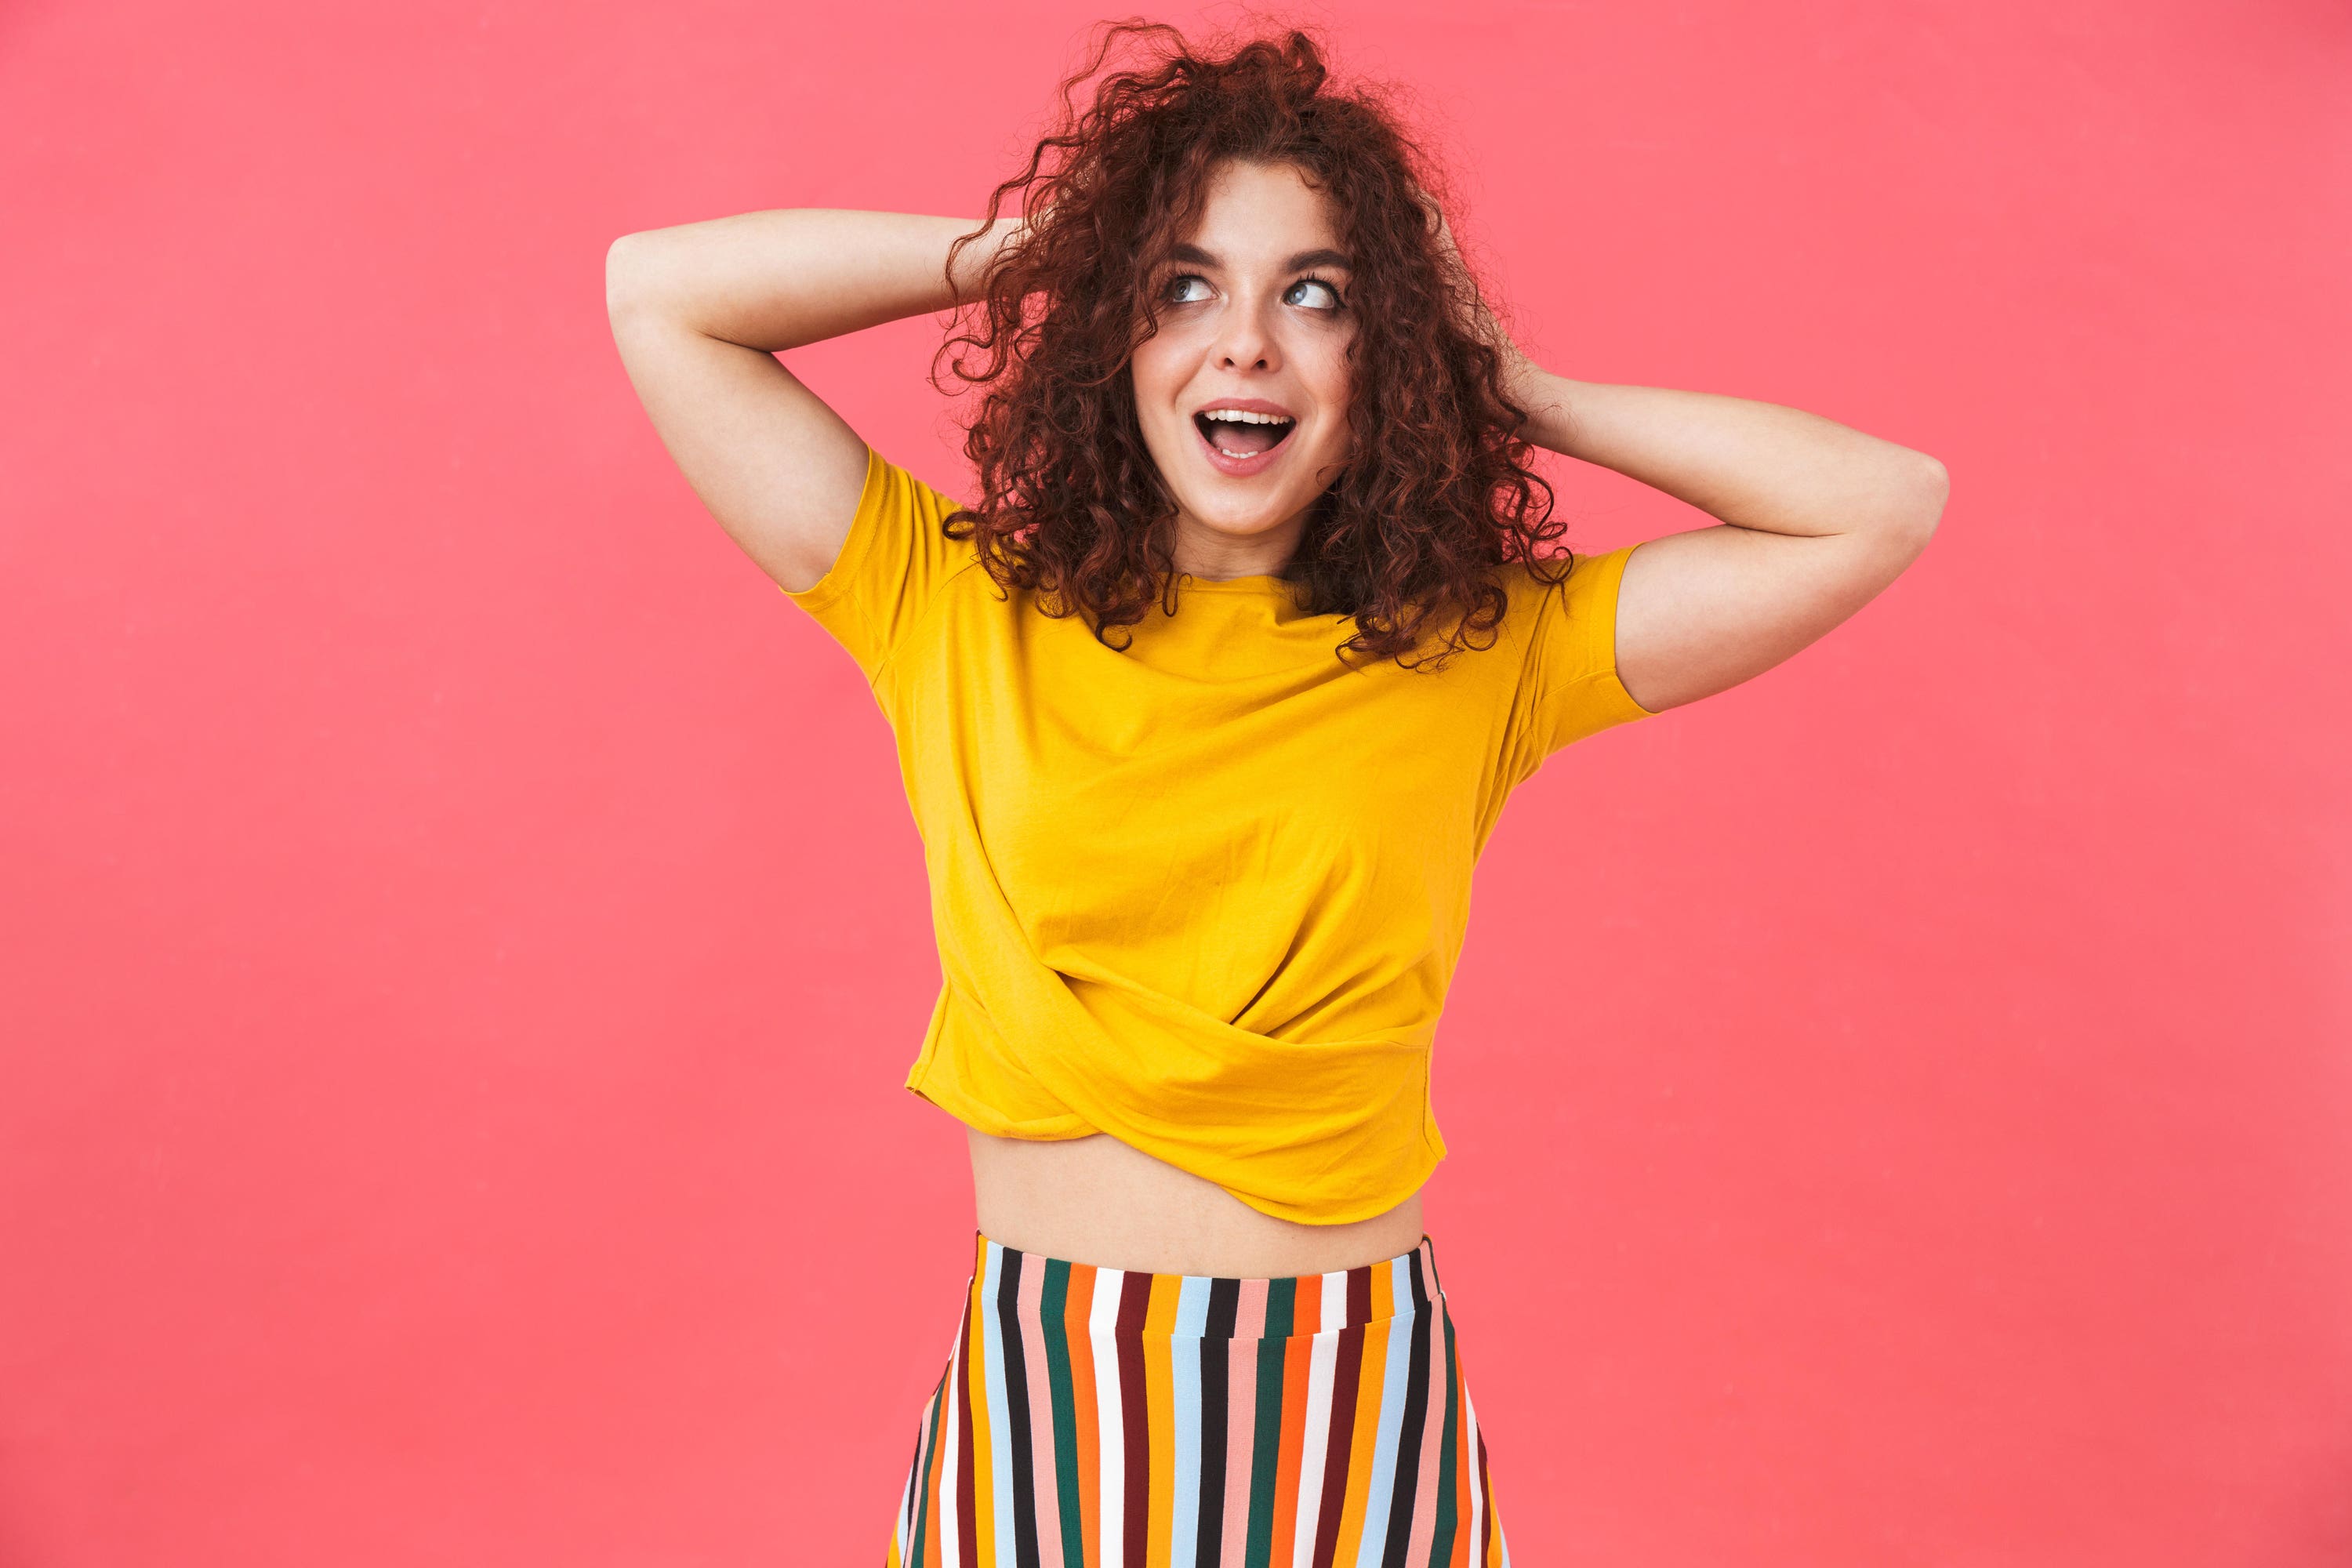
[{"x1": 1173, "y1": 572, "x2": 1292, "y2": 593}]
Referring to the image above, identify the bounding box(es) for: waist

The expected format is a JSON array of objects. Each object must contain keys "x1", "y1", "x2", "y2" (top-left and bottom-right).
[{"x1": 967, "y1": 1127, "x2": 1427, "y2": 1278}]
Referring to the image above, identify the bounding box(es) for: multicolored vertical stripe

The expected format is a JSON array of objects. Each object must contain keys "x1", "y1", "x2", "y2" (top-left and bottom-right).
[{"x1": 885, "y1": 1233, "x2": 1509, "y2": 1568}]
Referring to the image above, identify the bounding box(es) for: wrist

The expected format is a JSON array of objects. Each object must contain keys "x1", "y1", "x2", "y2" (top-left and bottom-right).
[
  {"x1": 1504, "y1": 355, "x2": 1560, "y2": 431},
  {"x1": 945, "y1": 214, "x2": 1029, "y2": 304}
]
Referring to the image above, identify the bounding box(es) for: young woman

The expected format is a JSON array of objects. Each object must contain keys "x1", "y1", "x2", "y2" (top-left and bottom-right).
[{"x1": 607, "y1": 22, "x2": 1945, "y2": 1566}]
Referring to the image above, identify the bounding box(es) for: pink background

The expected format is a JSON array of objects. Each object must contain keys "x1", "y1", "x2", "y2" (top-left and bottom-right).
[{"x1": 4, "y1": 1, "x2": 2347, "y2": 1563}]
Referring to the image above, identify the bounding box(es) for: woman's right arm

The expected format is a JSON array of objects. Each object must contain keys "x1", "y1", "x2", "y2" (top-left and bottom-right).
[{"x1": 604, "y1": 210, "x2": 1022, "y2": 593}]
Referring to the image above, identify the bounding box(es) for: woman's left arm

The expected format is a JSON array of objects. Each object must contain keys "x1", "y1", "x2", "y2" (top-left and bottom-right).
[
  {"x1": 1422, "y1": 191, "x2": 1947, "y2": 716},
  {"x1": 1505, "y1": 358, "x2": 1948, "y2": 717}
]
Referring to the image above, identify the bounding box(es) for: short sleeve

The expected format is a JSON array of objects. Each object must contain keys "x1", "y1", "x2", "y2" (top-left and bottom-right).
[
  {"x1": 779, "y1": 444, "x2": 981, "y2": 683},
  {"x1": 1514, "y1": 541, "x2": 1659, "y2": 773}
]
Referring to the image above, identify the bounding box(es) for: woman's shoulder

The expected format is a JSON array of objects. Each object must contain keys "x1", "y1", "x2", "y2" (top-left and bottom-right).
[
  {"x1": 1491, "y1": 544, "x2": 1636, "y2": 615},
  {"x1": 1465, "y1": 545, "x2": 1640, "y2": 672}
]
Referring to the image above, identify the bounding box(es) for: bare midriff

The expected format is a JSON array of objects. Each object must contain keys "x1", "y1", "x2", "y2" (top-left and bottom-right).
[{"x1": 966, "y1": 1127, "x2": 1426, "y2": 1279}]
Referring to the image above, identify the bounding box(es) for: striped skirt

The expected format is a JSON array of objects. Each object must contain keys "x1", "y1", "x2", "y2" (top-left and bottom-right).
[{"x1": 884, "y1": 1232, "x2": 1510, "y2": 1568}]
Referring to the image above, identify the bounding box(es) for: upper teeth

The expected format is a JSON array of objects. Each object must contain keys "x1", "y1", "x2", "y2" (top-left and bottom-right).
[{"x1": 1203, "y1": 409, "x2": 1291, "y2": 424}]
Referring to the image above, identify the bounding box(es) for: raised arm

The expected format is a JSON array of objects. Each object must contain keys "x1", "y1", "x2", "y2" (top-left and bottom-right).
[
  {"x1": 1420, "y1": 193, "x2": 1947, "y2": 716},
  {"x1": 604, "y1": 209, "x2": 1025, "y2": 593},
  {"x1": 1503, "y1": 365, "x2": 1949, "y2": 716}
]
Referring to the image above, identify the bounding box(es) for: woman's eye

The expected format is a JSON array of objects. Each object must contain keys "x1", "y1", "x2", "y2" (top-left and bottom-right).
[
  {"x1": 1285, "y1": 277, "x2": 1344, "y2": 310},
  {"x1": 1162, "y1": 274, "x2": 1343, "y2": 309}
]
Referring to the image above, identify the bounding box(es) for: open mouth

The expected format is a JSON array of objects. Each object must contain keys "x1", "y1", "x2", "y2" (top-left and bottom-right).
[
  {"x1": 1204, "y1": 411, "x2": 1298, "y2": 453},
  {"x1": 1192, "y1": 408, "x2": 1297, "y2": 465}
]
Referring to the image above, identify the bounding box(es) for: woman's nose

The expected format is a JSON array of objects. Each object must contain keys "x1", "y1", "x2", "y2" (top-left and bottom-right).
[{"x1": 1210, "y1": 305, "x2": 1277, "y2": 371}]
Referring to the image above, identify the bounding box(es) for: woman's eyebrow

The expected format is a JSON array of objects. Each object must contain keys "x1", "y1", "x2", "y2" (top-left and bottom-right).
[{"x1": 1167, "y1": 242, "x2": 1355, "y2": 272}]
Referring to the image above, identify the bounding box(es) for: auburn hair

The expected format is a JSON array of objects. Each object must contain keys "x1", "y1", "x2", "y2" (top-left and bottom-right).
[{"x1": 930, "y1": 18, "x2": 1578, "y2": 671}]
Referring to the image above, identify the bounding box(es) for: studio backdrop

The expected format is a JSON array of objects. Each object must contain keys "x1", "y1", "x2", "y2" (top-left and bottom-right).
[{"x1": 2, "y1": 2, "x2": 2345, "y2": 1564}]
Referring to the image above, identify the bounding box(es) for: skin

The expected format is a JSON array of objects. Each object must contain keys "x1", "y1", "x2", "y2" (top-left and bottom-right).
[
  {"x1": 1127, "y1": 158, "x2": 1358, "y2": 583},
  {"x1": 606, "y1": 155, "x2": 1947, "y2": 1279}
]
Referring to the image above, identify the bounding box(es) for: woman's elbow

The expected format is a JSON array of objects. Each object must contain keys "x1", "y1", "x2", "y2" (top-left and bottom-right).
[{"x1": 1893, "y1": 453, "x2": 1950, "y2": 535}]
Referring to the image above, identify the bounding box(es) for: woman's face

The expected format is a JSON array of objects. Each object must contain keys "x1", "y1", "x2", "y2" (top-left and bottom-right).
[{"x1": 1129, "y1": 158, "x2": 1357, "y2": 578}]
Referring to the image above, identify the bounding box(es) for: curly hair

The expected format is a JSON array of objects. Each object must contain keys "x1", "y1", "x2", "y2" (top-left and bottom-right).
[{"x1": 931, "y1": 17, "x2": 1577, "y2": 672}]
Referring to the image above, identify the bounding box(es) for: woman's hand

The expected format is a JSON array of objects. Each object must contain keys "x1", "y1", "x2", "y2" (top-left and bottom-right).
[{"x1": 1411, "y1": 185, "x2": 1543, "y2": 419}]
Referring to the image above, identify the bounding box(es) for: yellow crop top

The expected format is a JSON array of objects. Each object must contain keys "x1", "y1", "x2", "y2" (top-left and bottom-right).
[{"x1": 781, "y1": 445, "x2": 1659, "y2": 1224}]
